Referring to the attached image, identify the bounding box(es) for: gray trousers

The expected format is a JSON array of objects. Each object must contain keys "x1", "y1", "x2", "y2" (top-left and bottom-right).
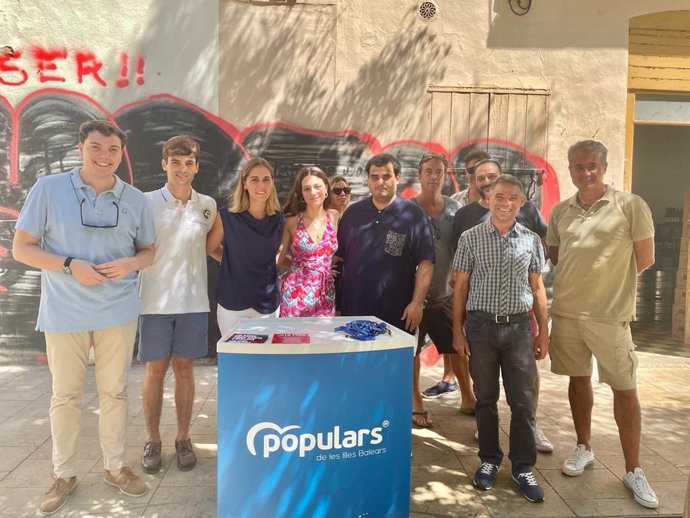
[{"x1": 466, "y1": 312, "x2": 538, "y2": 473}]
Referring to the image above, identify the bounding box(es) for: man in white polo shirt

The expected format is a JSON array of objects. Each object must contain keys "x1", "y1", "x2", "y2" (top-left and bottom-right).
[{"x1": 137, "y1": 135, "x2": 217, "y2": 474}]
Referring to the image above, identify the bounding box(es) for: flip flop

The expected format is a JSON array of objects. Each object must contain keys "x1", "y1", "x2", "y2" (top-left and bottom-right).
[
  {"x1": 459, "y1": 407, "x2": 476, "y2": 416},
  {"x1": 412, "y1": 410, "x2": 433, "y2": 428}
]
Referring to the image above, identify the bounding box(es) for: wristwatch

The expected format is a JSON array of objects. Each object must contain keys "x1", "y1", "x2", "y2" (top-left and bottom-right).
[{"x1": 62, "y1": 256, "x2": 74, "y2": 275}]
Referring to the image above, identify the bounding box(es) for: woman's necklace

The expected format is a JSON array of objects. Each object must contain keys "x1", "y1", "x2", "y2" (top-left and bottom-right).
[{"x1": 304, "y1": 213, "x2": 326, "y2": 241}]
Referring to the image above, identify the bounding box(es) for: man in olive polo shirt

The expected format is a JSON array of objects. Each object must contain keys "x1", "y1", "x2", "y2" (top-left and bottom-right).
[{"x1": 547, "y1": 140, "x2": 657, "y2": 509}]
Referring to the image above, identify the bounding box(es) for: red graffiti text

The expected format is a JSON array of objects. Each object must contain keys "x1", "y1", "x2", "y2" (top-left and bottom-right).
[{"x1": 0, "y1": 47, "x2": 145, "y2": 88}]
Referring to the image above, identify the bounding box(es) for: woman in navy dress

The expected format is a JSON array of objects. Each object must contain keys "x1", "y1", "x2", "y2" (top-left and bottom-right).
[{"x1": 207, "y1": 157, "x2": 285, "y2": 336}]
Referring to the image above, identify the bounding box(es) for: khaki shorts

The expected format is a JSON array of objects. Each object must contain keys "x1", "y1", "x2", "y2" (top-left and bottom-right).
[{"x1": 549, "y1": 315, "x2": 638, "y2": 390}]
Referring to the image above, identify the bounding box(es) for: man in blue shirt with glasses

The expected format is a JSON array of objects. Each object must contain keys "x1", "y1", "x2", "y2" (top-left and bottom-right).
[{"x1": 13, "y1": 120, "x2": 155, "y2": 514}]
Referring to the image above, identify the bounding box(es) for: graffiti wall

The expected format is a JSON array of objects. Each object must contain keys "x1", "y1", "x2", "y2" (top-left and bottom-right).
[
  {"x1": 0, "y1": 84, "x2": 559, "y2": 363},
  {"x1": 0, "y1": 1, "x2": 564, "y2": 364}
]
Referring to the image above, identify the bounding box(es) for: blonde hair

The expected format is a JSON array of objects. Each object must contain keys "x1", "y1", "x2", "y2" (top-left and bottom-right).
[
  {"x1": 329, "y1": 174, "x2": 348, "y2": 188},
  {"x1": 229, "y1": 157, "x2": 281, "y2": 215}
]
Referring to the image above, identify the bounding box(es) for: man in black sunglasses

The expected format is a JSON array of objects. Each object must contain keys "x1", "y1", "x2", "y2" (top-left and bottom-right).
[
  {"x1": 450, "y1": 149, "x2": 490, "y2": 208},
  {"x1": 13, "y1": 120, "x2": 155, "y2": 513}
]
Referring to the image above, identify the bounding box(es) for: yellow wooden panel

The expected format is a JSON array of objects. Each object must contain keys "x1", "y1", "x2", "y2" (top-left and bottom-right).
[
  {"x1": 468, "y1": 93, "x2": 490, "y2": 143},
  {"x1": 624, "y1": 92, "x2": 635, "y2": 192},
  {"x1": 630, "y1": 45, "x2": 690, "y2": 57},
  {"x1": 450, "y1": 92, "x2": 471, "y2": 150},
  {"x1": 634, "y1": 120, "x2": 690, "y2": 127},
  {"x1": 628, "y1": 11, "x2": 690, "y2": 91},
  {"x1": 631, "y1": 28, "x2": 690, "y2": 39},
  {"x1": 629, "y1": 54, "x2": 690, "y2": 68},
  {"x1": 630, "y1": 11, "x2": 690, "y2": 32},
  {"x1": 630, "y1": 30, "x2": 690, "y2": 56},
  {"x1": 630, "y1": 66, "x2": 690, "y2": 81},
  {"x1": 628, "y1": 76, "x2": 690, "y2": 93},
  {"x1": 431, "y1": 92, "x2": 452, "y2": 151}
]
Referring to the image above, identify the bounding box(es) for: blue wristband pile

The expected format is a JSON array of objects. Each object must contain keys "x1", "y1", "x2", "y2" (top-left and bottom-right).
[{"x1": 334, "y1": 320, "x2": 389, "y2": 341}]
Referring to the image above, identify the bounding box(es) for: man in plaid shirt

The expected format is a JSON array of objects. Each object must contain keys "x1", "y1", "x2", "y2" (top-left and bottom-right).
[{"x1": 452, "y1": 174, "x2": 549, "y2": 503}]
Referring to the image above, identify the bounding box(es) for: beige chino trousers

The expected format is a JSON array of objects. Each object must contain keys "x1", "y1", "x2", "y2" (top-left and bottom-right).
[{"x1": 45, "y1": 320, "x2": 137, "y2": 478}]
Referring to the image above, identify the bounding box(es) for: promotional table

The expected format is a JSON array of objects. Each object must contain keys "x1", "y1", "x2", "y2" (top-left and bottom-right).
[{"x1": 217, "y1": 316, "x2": 415, "y2": 518}]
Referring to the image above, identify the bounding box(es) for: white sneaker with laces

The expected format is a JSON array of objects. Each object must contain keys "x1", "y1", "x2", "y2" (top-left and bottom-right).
[
  {"x1": 534, "y1": 424, "x2": 554, "y2": 453},
  {"x1": 562, "y1": 444, "x2": 594, "y2": 476},
  {"x1": 623, "y1": 467, "x2": 659, "y2": 509}
]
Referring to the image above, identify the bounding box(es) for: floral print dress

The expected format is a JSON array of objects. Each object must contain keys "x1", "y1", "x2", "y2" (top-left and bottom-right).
[{"x1": 280, "y1": 212, "x2": 337, "y2": 317}]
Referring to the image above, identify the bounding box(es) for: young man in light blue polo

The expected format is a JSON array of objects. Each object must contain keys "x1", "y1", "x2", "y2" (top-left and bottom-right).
[
  {"x1": 13, "y1": 120, "x2": 155, "y2": 514},
  {"x1": 137, "y1": 135, "x2": 217, "y2": 474}
]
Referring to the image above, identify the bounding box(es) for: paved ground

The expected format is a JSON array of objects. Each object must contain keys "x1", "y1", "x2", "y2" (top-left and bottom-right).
[{"x1": 0, "y1": 342, "x2": 688, "y2": 517}]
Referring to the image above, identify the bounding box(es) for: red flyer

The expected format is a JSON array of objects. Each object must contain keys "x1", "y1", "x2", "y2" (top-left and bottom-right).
[{"x1": 271, "y1": 333, "x2": 311, "y2": 344}]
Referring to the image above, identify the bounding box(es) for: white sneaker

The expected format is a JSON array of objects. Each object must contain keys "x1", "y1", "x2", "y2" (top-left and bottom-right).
[
  {"x1": 534, "y1": 424, "x2": 554, "y2": 453},
  {"x1": 623, "y1": 467, "x2": 659, "y2": 509},
  {"x1": 562, "y1": 444, "x2": 594, "y2": 476}
]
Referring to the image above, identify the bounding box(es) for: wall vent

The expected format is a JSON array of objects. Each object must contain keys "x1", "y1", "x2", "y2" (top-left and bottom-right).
[{"x1": 418, "y1": 1, "x2": 439, "y2": 22}]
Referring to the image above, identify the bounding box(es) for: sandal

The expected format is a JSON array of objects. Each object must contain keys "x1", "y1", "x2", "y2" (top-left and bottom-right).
[
  {"x1": 412, "y1": 410, "x2": 433, "y2": 428},
  {"x1": 459, "y1": 406, "x2": 476, "y2": 416}
]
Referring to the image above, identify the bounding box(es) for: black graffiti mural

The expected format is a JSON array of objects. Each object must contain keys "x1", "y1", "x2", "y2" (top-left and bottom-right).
[{"x1": 0, "y1": 90, "x2": 558, "y2": 364}]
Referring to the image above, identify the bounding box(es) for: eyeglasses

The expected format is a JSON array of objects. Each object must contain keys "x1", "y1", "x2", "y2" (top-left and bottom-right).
[
  {"x1": 332, "y1": 187, "x2": 351, "y2": 195},
  {"x1": 79, "y1": 198, "x2": 120, "y2": 228},
  {"x1": 419, "y1": 153, "x2": 448, "y2": 168},
  {"x1": 70, "y1": 174, "x2": 122, "y2": 228},
  {"x1": 467, "y1": 158, "x2": 502, "y2": 175},
  {"x1": 430, "y1": 217, "x2": 441, "y2": 240},
  {"x1": 472, "y1": 158, "x2": 502, "y2": 173},
  {"x1": 421, "y1": 152, "x2": 446, "y2": 161}
]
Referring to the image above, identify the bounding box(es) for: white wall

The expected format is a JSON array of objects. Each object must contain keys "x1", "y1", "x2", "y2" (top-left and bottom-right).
[
  {"x1": 0, "y1": 0, "x2": 219, "y2": 112},
  {"x1": 217, "y1": 0, "x2": 690, "y2": 196}
]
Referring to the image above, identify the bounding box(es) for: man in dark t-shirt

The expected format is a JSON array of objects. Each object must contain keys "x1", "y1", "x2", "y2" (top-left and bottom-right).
[
  {"x1": 452, "y1": 160, "x2": 547, "y2": 250},
  {"x1": 336, "y1": 153, "x2": 435, "y2": 332}
]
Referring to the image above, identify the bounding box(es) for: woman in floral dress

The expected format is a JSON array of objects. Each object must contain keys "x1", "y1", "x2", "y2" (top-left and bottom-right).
[{"x1": 278, "y1": 167, "x2": 339, "y2": 317}]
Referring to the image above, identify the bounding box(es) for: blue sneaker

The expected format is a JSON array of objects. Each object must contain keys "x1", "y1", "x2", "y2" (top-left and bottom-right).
[
  {"x1": 512, "y1": 471, "x2": 545, "y2": 503},
  {"x1": 473, "y1": 462, "x2": 499, "y2": 490},
  {"x1": 421, "y1": 381, "x2": 458, "y2": 399}
]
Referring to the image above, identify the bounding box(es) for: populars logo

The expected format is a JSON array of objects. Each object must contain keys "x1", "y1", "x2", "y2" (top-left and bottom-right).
[{"x1": 246, "y1": 421, "x2": 388, "y2": 458}]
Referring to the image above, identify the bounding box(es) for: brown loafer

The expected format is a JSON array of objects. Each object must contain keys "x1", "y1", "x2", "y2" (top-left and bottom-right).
[
  {"x1": 175, "y1": 439, "x2": 197, "y2": 471},
  {"x1": 104, "y1": 467, "x2": 148, "y2": 497},
  {"x1": 39, "y1": 474, "x2": 76, "y2": 515},
  {"x1": 141, "y1": 441, "x2": 162, "y2": 474}
]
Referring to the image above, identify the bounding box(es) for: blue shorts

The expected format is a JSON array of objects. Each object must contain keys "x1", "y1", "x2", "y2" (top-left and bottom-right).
[{"x1": 137, "y1": 313, "x2": 209, "y2": 362}]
